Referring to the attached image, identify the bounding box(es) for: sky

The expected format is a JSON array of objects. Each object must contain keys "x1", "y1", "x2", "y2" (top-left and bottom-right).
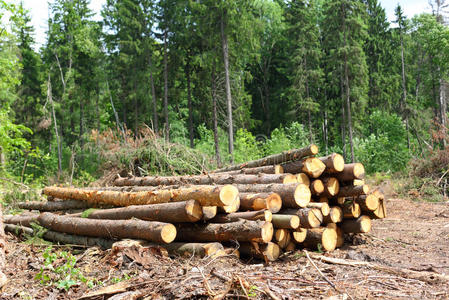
[{"x1": 18, "y1": 0, "x2": 433, "y2": 49}]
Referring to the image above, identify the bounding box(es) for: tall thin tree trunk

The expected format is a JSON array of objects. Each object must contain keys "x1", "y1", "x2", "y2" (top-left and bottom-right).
[
  {"x1": 163, "y1": 30, "x2": 169, "y2": 141},
  {"x1": 211, "y1": 61, "x2": 222, "y2": 167},
  {"x1": 79, "y1": 98, "x2": 84, "y2": 151},
  {"x1": 96, "y1": 85, "x2": 100, "y2": 132},
  {"x1": 399, "y1": 26, "x2": 410, "y2": 150},
  {"x1": 187, "y1": 58, "x2": 194, "y2": 148},
  {"x1": 340, "y1": 66, "x2": 347, "y2": 162},
  {"x1": 148, "y1": 54, "x2": 158, "y2": 133},
  {"x1": 323, "y1": 109, "x2": 328, "y2": 154},
  {"x1": 440, "y1": 78, "x2": 447, "y2": 147},
  {"x1": 48, "y1": 74, "x2": 62, "y2": 181},
  {"x1": 221, "y1": 10, "x2": 234, "y2": 163}
]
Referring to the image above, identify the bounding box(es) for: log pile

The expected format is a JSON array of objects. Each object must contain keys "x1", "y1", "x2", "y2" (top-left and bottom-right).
[{"x1": 4, "y1": 144, "x2": 386, "y2": 262}]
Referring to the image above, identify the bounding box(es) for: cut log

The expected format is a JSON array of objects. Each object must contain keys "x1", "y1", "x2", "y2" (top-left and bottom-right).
[
  {"x1": 282, "y1": 174, "x2": 299, "y2": 184},
  {"x1": 279, "y1": 208, "x2": 323, "y2": 228},
  {"x1": 365, "y1": 199, "x2": 386, "y2": 219},
  {"x1": 239, "y1": 193, "x2": 282, "y2": 213},
  {"x1": 69, "y1": 200, "x2": 203, "y2": 223},
  {"x1": 353, "y1": 179, "x2": 365, "y2": 186},
  {"x1": 218, "y1": 164, "x2": 284, "y2": 175},
  {"x1": 292, "y1": 228, "x2": 307, "y2": 243},
  {"x1": 213, "y1": 144, "x2": 318, "y2": 173},
  {"x1": 285, "y1": 241, "x2": 296, "y2": 252},
  {"x1": 325, "y1": 163, "x2": 365, "y2": 181},
  {"x1": 296, "y1": 173, "x2": 310, "y2": 185},
  {"x1": 161, "y1": 242, "x2": 225, "y2": 258},
  {"x1": 302, "y1": 227, "x2": 337, "y2": 252},
  {"x1": 0, "y1": 204, "x2": 7, "y2": 288},
  {"x1": 310, "y1": 179, "x2": 324, "y2": 196},
  {"x1": 18, "y1": 199, "x2": 91, "y2": 211},
  {"x1": 4, "y1": 223, "x2": 33, "y2": 236},
  {"x1": 340, "y1": 215, "x2": 372, "y2": 233},
  {"x1": 234, "y1": 183, "x2": 310, "y2": 208},
  {"x1": 218, "y1": 196, "x2": 240, "y2": 213},
  {"x1": 271, "y1": 215, "x2": 299, "y2": 229},
  {"x1": 202, "y1": 206, "x2": 217, "y2": 221},
  {"x1": 175, "y1": 219, "x2": 273, "y2": 243},
  {"x1": 342, "y1": 201, "x2": 361, "y2": 219},
  {"x1": 274, "y1": 229, "x2": 288, "y2": 242},
  {"x1": 210, "y1": 210, "x2": 272, "y2": 223},
  {"x1": 326, "y1": 223, "x2": 344, "y2": 248},
  {"x1": 281, "y1": 157, "x2": 326, "y2": 178},
  {"x1": 37, "y1": 213, "x2": 176, "y2": 244},
  {"x1": 328, "y1": 197, "x2": 345, "y2": 206},
  {"x1": 239, "y1": 242, "x2": 281, "y2": 262},
  {"x1": 3, "y1": 214, "x2": 39, "y2": 227},
  {"x1": 337, "y1": 185, "x2": 369, "y2": 197},
  {"x1": 319, "y1": 153, "x2": 345, "y2": 173},
  {"x1": 276, "y1": 230, "x2": 291, "y2": 249},
  {"x1": 321, "y1": 177, "x2": 340, "y2": 197},
  {"x1": 323, "y1": 206, "x2": 343, "y2": 224},
  {"x1": 43, "y1": 185, "x2": 238, "y2": 207},
  {"x1": 356, "y1": 194, "x2": 379, "y2": 212},
  {"x1": 306, "y1": 202, "x2": 330, "y2": 217},
  {"x1": 318, "y1": 196, "x2": 328, "y2": 203}
]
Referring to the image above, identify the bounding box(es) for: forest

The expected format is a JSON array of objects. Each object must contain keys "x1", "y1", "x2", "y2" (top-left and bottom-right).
[{"x1": 0, "y1": 0, "x2": 449, "y2": 186}]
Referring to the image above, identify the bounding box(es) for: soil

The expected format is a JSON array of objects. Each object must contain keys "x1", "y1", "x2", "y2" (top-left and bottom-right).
[{"x1": 1, "y1": 197, "x2": 448, "y2": 299}]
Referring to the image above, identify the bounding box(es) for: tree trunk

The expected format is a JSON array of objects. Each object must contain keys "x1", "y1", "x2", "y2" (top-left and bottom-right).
[
  {"x1": 18, "y1": 199, "x2": 91, "y2": 211},
  {"x1": 210, "y1": 210, "x2": 272, "y2": 223},
  {"x1": 337, "y1": 184, "x2": 369, "y2": 197},
  {"x1": 48, "y1": 75, "x2": 62, "y2": 181},
  {"x1": 239, "y1": 192, "x2": 282, "y2": 213},
  {"x1": 343, "y1": 27, "x2": 355, "y2": 162},
  {"x1": 323, "y1": 206, "x2": 343, "y2": 224},
  {"x1": 38, "y1": 212, "x2": 176, "y2": 244},
  {"x1": 0, "y1": 204, "x2": 7, "y2": 288},
  {"x1": 3, "y1": 213, "x2": 39, "y2": 227},
  {"x1": 323, "y1": 109, "x2": 329, "y2": 154},
  {"x1": 176, "y1": 219, "x2": 273, "y2": 243},
  {"x1": 271, "y1": 215, "x2": 299, "y2": 229},
  {"x1": 217, "y1": 164, "x2": 284, "y2": 175},
  {"x1": 211, "y1": 61, "x2": 222, "y2": 167},
  {"x1": 279, "y1": 208, "x2": 322, "y2": 228},
  {"x1": 356, "y1": 194, "x2": 380, "y2": 212},
  {"x1": 239, "y1": 242, "x2": 280, "y2": 262},
  {"x1": 281, "y1": 157, "x2": 326, "y2": 178},
  {"x1": 340, "y1": 215, "x2": 371, "y2": 233},
  {"x1": 149, "y1": 53, "x2": 158, "y2": 133},
  {"x1": 342, "y1": 201, "x2": 361, "y2": 219},
  {"x1": 163, "y1": 30, "x2": 169, "y2": 141},
  {"x1": 321, "y1": 177, "x2": 340, "y2": 197},
  {"x1": 302, "y1": 227, "x2": 337, "y2": 252},
  {"x1": 324, "y1": 163, "x2": 365, "y2": 181},
  {"x1": 319, "y1": 153, "x2": 345, "y2": 173},
  {"x1": 186, "y1": 58, "x2": 194, "y2": 148}
]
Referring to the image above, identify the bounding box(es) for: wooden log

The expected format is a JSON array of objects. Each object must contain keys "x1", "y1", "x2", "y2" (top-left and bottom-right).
[
  {"x1": 319, "y1": 153, "x2": 345, "y2": 173},
  {"x1": 340, "y1": 215, "x2": 372, "y2": 233},
  {"x1": 69, "y1": 200, "x2": 203, "y2": 223},
  {"x1": 337, "y1": 185, "x2": 369, "y2": 197},
  {"x1": 325, "y1": 163, "x2": 365, "y2": 181},
  {"x1": 279, "y1": 208, "x2": 323, "y2": 228},
  {"x1": 342, "y1": 201, "x2": 361, "y2": 219},
  {"x1": 217, "y1": 164, "x2": 284, "y2": 175},
  {"x1": 318, "y1": 196, "x2": 328, "y2": 203},
  {"x1": 356, "y1": 194, "x2": 379, "y2": 212},
  {"x1": 218, "y1": 196, "x2": 240, "y2": 213},
  {"x1": 233, "y1": 183, "x2": 311, "y2": 208},
  {"x1": 162, "y1": 242, "x2": 225, "y2": 258},
  {"x1": 292, "y1": 228, "x2": 307, "y2": 243},
  {"x1": 328, "y1": 197, "x2": 345, "y2": 206},
  {"x1": 296, "y1": 173, "x2": 310, "y2": 185},
  {"x1": 302, "y1": 227, "x2": 337, "y2": 252},
  {"x1": 326, "y1": 223, "x2": 344, "y2": 248},
  {"x1": 274, "y1": 229, "x2": 288, "y2": 242},
  {"x1": 202, "y1": 206, "x2": 217, "y2": 221},
  {"x1": 276, "y1": 231, "x2": 291, "y2": 249},
  {"x1": 365, "y1": 199, "x2": 386, "y2": 219},
  {"x1": 321, "y1": 177, "x2": 340, "y2": 197},
  {"x1": 213, "y1": 144, "x2": 318, "y2": 173},
  {"x1": 271, "y1": 215, "x2": 299, "y2": 229},
  {"x1": 37, "y1": 212, "x2": 176, "y2": 244},
  {"x1": 4, "y1": 223, "x2": 33, "y2": 235},
  {"x1": 323, "y1": 206, "x2": 343, "y2": 224},
  {"x1": 281, "y1": 157, "x2": 326, "y2": 178},
  {"x1": 353, "y1": 179, "x2": 365, "y2": 186},
  {"x1": 3, "y1": 214, "x2": 39, "y2": 227},
  {"x1": 210, "y1": 210, "x2": 272, "y2": 223},
  {"x1": 18, "y1": 199, "x2": 91, "y2": 211},
  {"x1": 0, "y1": 204, "x2": 6, "y2": 288},
  {"x1": 285, "y1": 241, "x2": 296, "y2": 252},
  {"x1": 43, "y1": 185, "x2": 239, "y2": 207},
  {"x1": 175, "y1": 219, "x2": 273, "y2": 243},
  {"x1": 310, "y1": 179, "x2": 324, "y2": 196},
  {"x1": 306, "y1": 202, "x2": 330, "y2": 217},
  {"x1": 239, "y1": 193, "x2": 282, "y2": 213},
  {"x1": 239, "y1": 242, "x2": 281, "y2": 262}
]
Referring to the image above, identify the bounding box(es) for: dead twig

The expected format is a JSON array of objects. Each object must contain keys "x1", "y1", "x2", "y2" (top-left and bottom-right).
[{"x1": 304, "y1": 250, "x2": 339, "y2": 292}]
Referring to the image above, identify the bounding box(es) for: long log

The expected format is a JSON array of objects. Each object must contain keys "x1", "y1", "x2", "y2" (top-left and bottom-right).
[
  {"x1": 216, "y1": 164, "x2": 284, "y2": 175},
  {"x1": 202, "y1": 206, "x2": 217, "y2": 221},
  {"x1": 271, "y1": 215, "x2": 299, "y2": 229},
  {"x1": 3, "y1": 214, "x2": 39, "y2": 227},
  {"x1": 319, "y1": 153, "x2": 345, "y2": 173},
  {"x1": 176, "y1": 219, "x2": 273, "y2": 243},
  {"x1": 239, "y1": 242, "x2": 281, "y2": 262},
  {"x1": 340, "y1": 215, "x2": 372, "y2": 233},
  {"x1": 0, "y1": 204, "x2": 6, "y2": 288},
  {"x1": 337, "y1": 185, "x2": 369, "y2": 197},
  {"x1": 43, "y1": 185, "x2": 238, "y2": 207},
  {"x1": 69, "y1": 200, "x2": 203, "y2": 223},
  {"x1": 37, "y1": 213, "x2": 176, "y2": 244},
  {"x1": 161, "y1": 242, "x2": 225, "y2": 258},
  {"x1": 233, "y1": 183, "x2": 311, "y2": 208},
  {"x1": 325, "y1": 163, "x2": 365, "y2": 181},
  {"x1": 302, "y1": 227, "x2": 337, "y2": 252},
  {"x1": 212, "y1": 144, "x2": 318, "y2": 173},
  {"x1": 210, "y1": 210, "x2": 272, "y2": 223},
  {"x1": 342, "y1": 201, "x2": 361, "y2": 219},
  {"x1": 279, "y1": 208, "x2": 323, "y2": 228},
  {"x1": 281, "y1": 157, "x2": 326, "y2": 178},
  {"x1": 356, "y1": 194, "x2": 379, "y2": 212},
  {"x1": 310, "y1": 179, "x2": 324, "y2": 196},
  {"x1": 323, "y1": 206, "x2": 343, "y2": 224},
  {"x1": 321, "y1": 177, "x2": 340, "y2": 197},
  {"x1": 18, "y1": 199, "x2": 91, "y2": 211},
  {"x1": 306, "y1": 202, "x2": 330, "y2": 217},
  {"x1": 239, "y1": 193, "x2": 282, "y2": 213}
]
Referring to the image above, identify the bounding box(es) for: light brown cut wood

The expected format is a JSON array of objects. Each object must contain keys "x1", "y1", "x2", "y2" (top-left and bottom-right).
[
  {"x1": 176, "y1": 219, "x2": 273, "y2": 243},
  {"x1": 296, "y1": 173, "x2": 310, "y2": 185},
  {"x1": 321, "y1": 177, "x2": 340, "y2": 197},
  {"x1": 281, "y1": 157, "x2": 326, "y2": 178},
  {"x1": 277, "y1": 230, "x2": 291, "y2": 249},
  {"x1": 342, "y1": 201, "x2": 361, "y2": 219},
  {"x1": 274, "y1": 228, "x2": 288, "y2": 242},
  {"x1": 210, "y1": 210, "x2": 272, "y2": 223},
  {"x1": 280, "y1": 208, "x2": 323, "y2": 228},
  {"x1": 292, "y1": 228, "x2": 307, "y2": 243},
  {"x1": 340, "y1": 215, "x2": 372, "y2": 233},
  {"x1": 365, "y1": 198, "x2": 387, "y2": 219},
  {"x1": 271, "y1": 215, "x2": 299, "y2": 229},
  {"x1": 239, "y1": 192, "x2": 282, "y2": 213},
  {"x1": 3, "y1": 214, "x2": 39, "y2": 227},
  {"x1": 202, "y1": 206, "x2": 217, "y2": 221},
  {"x1": 325, "y1": 223, "x2": 344, "y2": 248},
  {"x1": 282, "y1": 174, "x2": 299, "y2": 184},
  {"x1": 302, "y1": 227, "x2": 337, "y2": 252},
  {"x1": 337, "y1": 184, "x2": 369, "y2": 197},
  {"x1": 162, "y1": 242, "x2": 225, "y2": 258},
  {"x1": 18, "y1": 199, "x2": 92, "y2": 211},
  {"x1": 306, "y1": 202, "x2": 330, "y2": 217},
  {"x1": 356, "y1": 194, "x2": 380, "y2": 212},
  {"x1": 325, "y1": 163, "x2": 365, "y2": 181},
  {"x1": 218, "y1": 196, "x2": 240, "y2": 213},
  {"x1": 310, "y1": 179, "x2": 325, "y2": 196},
  {"x1": 239, "y1": 242, "x2": 281, "y2": 262},
  {"x1": 353, "y1": 179, "x2": 365, "y2": 186},
  {"x1": 285, "y1": 241, "x2": 296, "y2": 252},
  {"x1": 323, "y1": 206, "x2": 343, "y2": 224},
  {"x1": 319, "y1": 153, "x2": 345, "y2": 173},
  {"x1": 37, "y1": 212, "x2": 176, "y2": 244}
]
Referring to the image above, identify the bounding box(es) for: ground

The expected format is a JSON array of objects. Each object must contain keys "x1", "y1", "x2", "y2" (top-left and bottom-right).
[{"x1": 1, "y1": 197, "x2": 449, "y2": 299}]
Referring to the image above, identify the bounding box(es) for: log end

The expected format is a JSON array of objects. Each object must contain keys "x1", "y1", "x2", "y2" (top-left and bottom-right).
[
  {"x1": 308, "y1": 208, "x2": 323, "y2": 228},
  {"x1": 261, "y1": 222, "x2": 274, "y2": 243},
  {"x1": 203, "y1": 242, "x2": 225, "y2": 257},
  {"x1": 329, "y1": 206, "x2": 343, "y2": 223},
  {"x1": 219, "y1": 185, "x2": 239, "y2": 206},
  {"x1": 311, "y1": 179, "x2": 324, "y2": 195},
  {"x1": 362, "y1": 184, "x2": 370, "y2": 195},
  {"x1": 321, "y1": 227, "x2": 338, "y2": 251},
  {"x1": 161, "y1": 224, "x2": 177, "y2": 244},
  {"x1": 185, "y1": 200, "x2": 203, "y2": 222},
  {"x1": 292, "y1": 228, "x2": 307, "y2": 243},
  {"x1": 294, "y1": 184, "x2": 311, "y2": 208},
  {"x1": 262, "y1": 242, "x2": 281, "y2": 261},
  {"x1": 320, "y1": 202, "x2": 330, "y2": 217},
  {"x1": 333, "y1": 153, "x2": 345, "y2": 172},
  {"x1": 365, "y1": 194, "x2": 380, "y2": 211},
  {"x1": 274, "y1": 228, "x2": 288, "y2": 242},
  {"x1": 266, "y1": 193, "x2": 282, "y2": 213},
  {"x1": 290, "y1": 215, "x2": 300, "y2": 229},
  {"x1": 202, "y1": 206, "x2": 217, "y2": 221},
  {"x1": 218, "y1": 196, "x2": 240, "y2": 213},
  {"x1": 304, "y1": 158, "x2": 326, "y2": 178},
  {"x1": 283, "y1": 174, "x2": 299, "y2": 184},
  {"x1": 296, "y1": 173, "x2": 310, "y2": 185},
  {"x1": 353, "y1": 163, "x2": 366, "y2": 179},
  {"x1": 264, "y1": 210, "x2": 273, "y2": 222},
  {"x1": 326, "y1": 177, "x2": 340, "y2": 197},
  {"x1": 275, "y1": 165, "x2": 284, "y2": 174},
  {"x1": 310, "y1": 144, "x2": 319, "y2": 155},
  {"x1": 359, "y1": 216, "x2": 372, "y2": 233}
]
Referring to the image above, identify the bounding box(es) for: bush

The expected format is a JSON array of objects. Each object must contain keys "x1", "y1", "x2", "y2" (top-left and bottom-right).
[{"x1": 263, "y1": 122, "x2": 309, "y2": 155}]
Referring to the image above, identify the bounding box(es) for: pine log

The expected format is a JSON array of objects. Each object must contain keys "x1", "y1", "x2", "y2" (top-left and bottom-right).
[
  {"x1": 326, "y1": 223, "x2": 344, "y2": 248},
  {"x1": 318, "y1": 196, "x2": 328, "y2": 203},
  {"x1": 210, "y1": 210, "x2": 272, "y2": 223},
  {"x1": 337, "y1": 185, "x2": 369, "y2": 197},
  {"x1": 161, "y1": 242, "x2": 225, "y2": 258},
  {"x1": 302, "y1": 227, "x2": 337, "y2": 252},
  {"x1": 310, "y1": 179, "x2": 324, "y2": 196},
  {"x1": 323, "y1": 206, "x2": 343, "y2": 224},
  {"x1": 43, "y1": 185, "x2": 238, "y2": 207},
  {"x1": 274, "y1": 228, "x2": 289, "y2": 242},
  {"x1": 353, "y1": 179, "x2": 365, "y2": 186},
  {"x1": 239, "y1": 193, "x2": 282, "y2": 213},
  {"x1": 3, "y1": 214, "x2": 39, "y2": 227},
  {"x1": 356, "y1": 194, "x2": 380, "y2": 212},
  {"x1": 342, "y1": 201, "x2": 361, "y2": 219},
  {"x1": 18, "y1": 199, "x2": 91, "y2": 211},
  {"x1": 340, "y1": 215, "x2": 372, "y2": 233},
  {"x1": 37, "y1": 212, "x2": 176, "y2": 244},
  {"x1": 218, "y1": 164, "x2": 284, "y2": 175},
  {"x1": 239, "y1": 242, "x2": 281, "y2": 262},
  {"x1": 0, "y1": 204, "x2": 6, "y2": 288},
  {"x1": 4, "y1": 223, "x2": 33, "y2": 236},
  {"x1": 292, "y1": 228, "x2": 307, "y2": 243},
  {"x1": 321, "y1": 177, "x2": 340, "y2": 197},
  {"x1": 281, "y1": 157, "x2": 326, "y2": 178},
  {"x1": 234, "y1": 183, "x2": 310, "y2": 208},
  {"x1": 296, "y1": 173, "x2": 310, "y2": 185},
  {"x1": 325, "y1": 163, "x2": 365, "y2": 181},
  {"x1": 365, "y1": 199, "x2": 386, "y2": 219},
  {"x1": 306, "y1": 202, "x2": 330, "y2": 217},
  {"x1": 175, "y1": 219, "x2": 273, "y2": 243},
  {"x1": 319, "y1": 153, "x2": 345, "y2": 173},
  {"x1": 276, "y1": 230, "x2": 291, "y2": 249},
  {"x1": 69, "y1": 200, "x2": 203, "y2": 223},
  {"x1": 213, "y1": 144, "x2": 318, "y2": 173},
  {"x1": 271, "y1": 215, "x2": 299, "y2": 229},
  {"x1": 202, "y1": 206, "x2": 217, "y2": 221},
  {"x1": 279, "y1": 208, "x2": 323, "y2": 228},
  {"x1": 218, "y1": 196, "x2": 240, "y2": 213},
  {"x1": 285, "y1": 241, "x2": 296, "y2": 252}
]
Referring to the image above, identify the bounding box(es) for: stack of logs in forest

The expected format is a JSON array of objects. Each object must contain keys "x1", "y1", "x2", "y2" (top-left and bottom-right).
[{"x1": 4, "y1": 144, "x2": 386, "y2": 262}]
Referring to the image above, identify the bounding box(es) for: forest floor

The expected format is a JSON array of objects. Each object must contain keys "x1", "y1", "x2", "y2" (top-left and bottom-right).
[{"x1": 1, "y1": 196, "x2": 449, "y2": 299}]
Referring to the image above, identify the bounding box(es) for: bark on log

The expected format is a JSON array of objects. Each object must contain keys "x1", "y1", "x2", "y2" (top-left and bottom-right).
[
  {"x1": 356, "y1": 194, "x2": 379, "y2": 212},
  {"x1": 217, "y1": 164, "x2": 284, "y2": 175},
  {"x1": 342, "y1": 201, "x2": 361, "y2": 219},
  {"x1": 202, "y1": 206, "x2": 217, "y2": 221},
  {"x1": 213, "y1": 144, "x2": 318, "y2": 173},
  {"x1": 296, "y1": 173, "x2": 310, "y2": 185},
  {"x1": 209, "y1": 210, "x2": 272, "y2": 223},
  {"x1": 271, "y1": 215, "x2": 299, "y2": 229},
  {"x1": 340, "y1": 215, "x2": 372, "y2": 233},
  {"x1": 319, "y1": 153, "x2": 345, "y2": 173},
  {"x1": 292, "y1": 228, "x2": 307, "y2": 243},
  {"x1": 18, "y1": 199, "x2": 91, "y2": 211},
  {"x1": 175, "y1": 219, "x2": 273, "y2": 243},
  {"x1": 321, "y1": 177, "x2": 340, "y2": 197},
  {"x1": 310, "y1": 179, "x2": 324, "y2": 196},
  {"x1": 239, "y1": 193, "x2": 282, "y2": 213},
  {"x1": 239, "y1": 242, "x2": 281, "y2": 262},
  {"x1": 234, "y1": 183, "x2": 310, "y2": 208},
  {"x1": 323, "y1": 206, "x2": 343, "y2": 224},
  {"x1": 325, "y1": 163, "x2": 365, "y2": 181},
  {"x1": 0, "y1": 204, "x2": 7, "y2": 288},
  {"x1": 37, "y1": 213, "x2": 176, "y2": 244},
  {"x1": 43, "y1": 185, "x2": 238, "y2": 207},
  {"x1": 69, "y1": 200, "x2": 203, "y2": 223},
  {"x1": 161, "y1": 242, "x2": 225, "y2": 258},
  {"x1": 3, "y1": 214, "x2": 39, "y2": 227},
  {"x1": 302, "y1": 227, "x2": 337, "y2": 252},
  {"x1": 285, "y1": 241, "x2": 296, "y2": 252},
  {"x1": 337, "y1": 185, "x2": 369, "y2": 198},
  {"x1": 281, "y1": 157, "x2": 326, "y2": 178},
  {"x1": 306, "y1": 202, "x2": 330, "y2": 217},
  {"x1": 279, "y1": 208, "x2": 323, "y2": 228}
]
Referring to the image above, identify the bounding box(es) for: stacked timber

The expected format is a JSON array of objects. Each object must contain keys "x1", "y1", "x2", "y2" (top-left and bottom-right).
[{"x1": 5, "y1": 144, "x2": 386, "y2": 262}]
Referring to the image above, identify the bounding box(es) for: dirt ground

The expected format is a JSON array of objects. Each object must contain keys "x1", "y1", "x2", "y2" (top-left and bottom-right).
[{"x1": 1, "y1": 196, "x2": 449, "y2": 299}]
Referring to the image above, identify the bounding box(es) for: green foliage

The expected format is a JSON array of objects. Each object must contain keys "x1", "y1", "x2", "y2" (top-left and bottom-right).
[
  {"x1": 233, "y1": 128, "x2": 262, "y2": 163},
  {"x1": 264, "y1": 122, "x2": 309, "y2": 155}
]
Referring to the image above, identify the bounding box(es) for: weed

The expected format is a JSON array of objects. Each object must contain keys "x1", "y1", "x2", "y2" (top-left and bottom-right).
[{"x1": 247, "y1": 285, "x2": 257, "y2": 297}]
